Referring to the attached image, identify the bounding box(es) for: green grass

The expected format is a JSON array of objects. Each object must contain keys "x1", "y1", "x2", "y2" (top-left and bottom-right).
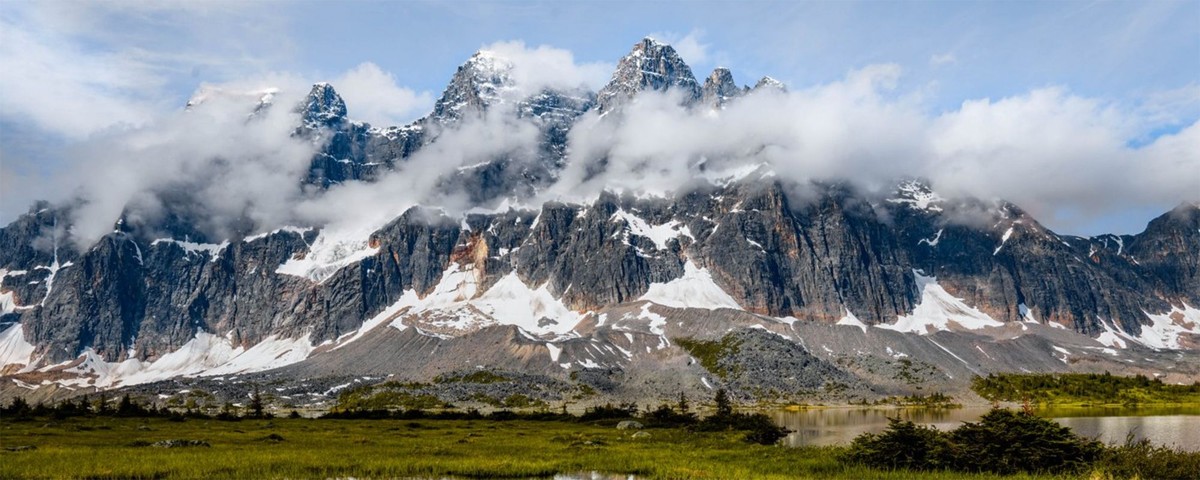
[
  {"x1": 972, "y1": 372, "x2": 1200, "y2": 406},
  {"x1": 675, "y1": 335, "x2": 742, "y2": 380},
  {"x1": 0, "y1": 416, "x2": 1069, "y2": 479}
]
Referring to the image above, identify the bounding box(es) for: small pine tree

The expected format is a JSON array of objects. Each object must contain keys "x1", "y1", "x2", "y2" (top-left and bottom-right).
[
  {"x1": 714, "y1": 389, "x2": 733, "y2": 418},
  {"x1": 249, "y1": 385, "x2": 265, "y2": 418},
  {"x1": 3, "y1": 396, "x2": 30, "y2": 417},
  {"x1": 116, "y1": 394, "x2": 138, "y2": 417},
  {"x1": 95, "y1": 393, "x2": 111, "y2": 415},
  {"x1": 677, "y1": 392, "x2": 690, "y2": 414}
]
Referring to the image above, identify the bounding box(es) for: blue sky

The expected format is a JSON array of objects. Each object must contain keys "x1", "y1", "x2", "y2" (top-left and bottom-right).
[{"x1": 1, "y1": 0, "x2": 1197, "y2": 235}]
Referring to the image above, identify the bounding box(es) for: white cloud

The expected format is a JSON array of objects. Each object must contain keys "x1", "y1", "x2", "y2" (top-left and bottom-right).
[
  {"x1": 479, "y1": 40, "x2": 613, "y2": 96},
  {"x1": 0, "y1": 13, "x2": 164, "y2": 138},
  {"x1": 332, "y1": 63, "x2": 434, "y2": 127},
  {"x1": 0, "y1": 1, "x2": 291, "y2": 140},
  {"x1": 546, "y1": 68, "x2": 1198, "y2": 234},
  {"x1": 295, "y1": 109, "x2": 542, "y2": 233},
  {"x1": 650, "y1": 29, "x2": 710, "y2": 66},
  {"x1": 930, "y1": 52, "x2": 957, "y2": 66},
  {"x1": 63, "y1": 82, "x2": 318, "y2": 246}
]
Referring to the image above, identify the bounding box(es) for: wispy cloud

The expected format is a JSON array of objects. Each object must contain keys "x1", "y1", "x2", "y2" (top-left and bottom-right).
[
  {"x1": 0, "y1": 1, "x2": 292, "y2": 139},
  {"x1": 929, "y1": 52, "x2": 956, "y2": 67},
  {"x1": 649, "y1": 29, "x2": 711, "y2": 67}
]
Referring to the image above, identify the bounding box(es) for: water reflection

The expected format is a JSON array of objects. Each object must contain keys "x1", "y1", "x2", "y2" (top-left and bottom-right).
[{"x1": 770, "y1": 406, "x2": 1200, "y2": 451}]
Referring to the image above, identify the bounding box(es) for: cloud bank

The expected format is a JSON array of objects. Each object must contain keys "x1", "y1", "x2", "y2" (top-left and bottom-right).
[
  {"x1": 7, "y1": 39, "x2": 1200, "y2": 248},
  {"x1": 332, "y1": 63, "x2": 434, "y2": 127}
]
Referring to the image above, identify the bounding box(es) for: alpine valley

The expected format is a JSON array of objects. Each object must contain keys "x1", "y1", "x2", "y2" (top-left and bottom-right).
[{"x1": 2, "y1": 37, "x2": 1198, "y2": 408}]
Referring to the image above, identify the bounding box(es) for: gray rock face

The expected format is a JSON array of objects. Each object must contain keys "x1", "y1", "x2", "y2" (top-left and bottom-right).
[
  {"x1": 595, "y1": 37, "x2": 701, "y2": 114},
  {"x1": 3, "y1": 178, "x2": 1197, "y2": 367},
  {"x1": 431, "y1": 51, "x2": 514, "y2": 123},
  {"x1": 701, "y1": 67, "x2": 746, "y2": 108},
  {"x1": 299, "y1": 83, "x2": 348, "y2": 128}
]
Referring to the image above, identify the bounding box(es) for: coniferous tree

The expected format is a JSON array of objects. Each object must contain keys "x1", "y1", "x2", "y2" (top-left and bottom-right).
[{"x1": 713, "y1": 389, "x2": 733, "y2": 418}]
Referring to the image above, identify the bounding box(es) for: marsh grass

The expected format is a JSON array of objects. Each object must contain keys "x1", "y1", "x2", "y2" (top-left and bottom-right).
[{"x1": 1, "y1": 416, "x2": 1064, "y2": 480}]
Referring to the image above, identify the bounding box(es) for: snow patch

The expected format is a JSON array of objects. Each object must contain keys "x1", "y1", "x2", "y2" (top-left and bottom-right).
[
  {"x1": 610, "y1": 208, "x2": 693, "y2": 251},
  {"x1": 639, "y1": 303, "x2": 668, "y2": 335},
  {"x1": 334, "y1": 290, "x2": 420, "y2": 349},
  {"x1": 1136, "y1": 304, "x2": 1200, "y2": 350},
  {"x1": 471, "y1": 273, "x2": 582, "y2": 335},
  {"x1": 151, "y1": 238, "x2": 230, "y2": 262},
  {"x1": 1018, "y1": 303, "x2": 1038, "y2": 323},
  {"x1": 373, "y1": 268, "x2": 583, "y2": 338},
  {"x1": 993, "y1": 227, "x2": 1014, "y2": 255},
  {"x1": 276, "y1": 226, "x2": 378, "y2": 283},
  {"x1": 639, "y1": 260, "x2": 742, "y2": 310},
  {"x1": 918, "y1": 229, "x2": 943, "y2": 247},
  {"x1": 244, "y1": 226, "x2": 312, "y2": 243},
  {"x1": 546, "y1": 343, "x2": 562, "y2": 362},
  {"x1": 1096, "y1": 317, "x2": 1132, "y2": 349},
  {"x1": 888, "y1": 181, "x2": 944, "y2": 212},
  {"x1": 49, "y1": 332, "x2": 314, "y2": 389},
  {"x1": 876, "y1": 270, "x2": 1004, "y2": 334},
  {"x1": 0, "y1": 324, "x2": 37, "y2": 370},
  {"x1": 836, "y1": 309, "x2": 868, "y2": 333}
]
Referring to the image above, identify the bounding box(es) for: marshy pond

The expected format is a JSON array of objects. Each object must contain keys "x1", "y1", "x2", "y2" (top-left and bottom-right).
[{"x1": 770, "y1": 405, "x2": 1200, "y2": 450}]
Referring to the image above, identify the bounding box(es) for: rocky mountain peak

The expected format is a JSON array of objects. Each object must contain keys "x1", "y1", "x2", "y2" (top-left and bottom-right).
[
  {"x1": 752, "y1": 76, "x2": 787, "y2": 93},
  {"x1": 595, "y1": 37, "x2": 701, "y2": 113},
  {"x1": 888, "y1": 179, "x2": 944, "y2": 213},
  {"x1": 431, "y1": 50, "x2": 517, "y2": 123},
  {"x1": 701, "y1": 67, "x2": 746, "y2": 108},
  {"x1": 300, "y1": 83, "x2": 348, "y2": 127}
]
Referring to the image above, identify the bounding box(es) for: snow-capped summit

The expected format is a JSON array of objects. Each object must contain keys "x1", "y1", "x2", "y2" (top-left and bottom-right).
[
  {"x1": 752, "y1": 76, "x2": 786, "y2": 93},
  {"x1": 430, "y1": 50, "x2": 518, "y2": 123},
  {"x1": 299, "y1": 83, "x2": 348, "y2": 127},
  {"x1": 596, "y1": 37, "x2": 701, "y2": 113},
  {"x1": 888, "y1": 179, "x2": 944, "y2": 212}
]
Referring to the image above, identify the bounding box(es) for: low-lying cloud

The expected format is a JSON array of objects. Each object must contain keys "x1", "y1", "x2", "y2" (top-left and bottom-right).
[
  {"x1": 332, "y1": 63, "x2": 434, "y2": 127},
  {"x1": 10, "y1": 43, "x2": 1200, "y2": 249}
]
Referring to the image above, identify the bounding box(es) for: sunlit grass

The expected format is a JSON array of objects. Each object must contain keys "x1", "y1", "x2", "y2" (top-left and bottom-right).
[{"x1": 0, "y1": 417, "x2": 1082, "y2": 479}]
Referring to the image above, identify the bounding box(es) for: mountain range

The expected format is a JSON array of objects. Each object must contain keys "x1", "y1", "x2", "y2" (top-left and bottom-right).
[{"x1": 2, "y1": 37, "x2": 1197, "y2": 406}]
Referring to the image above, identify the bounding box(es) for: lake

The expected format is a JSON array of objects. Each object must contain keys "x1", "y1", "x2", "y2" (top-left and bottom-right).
[{"x1": 769, "y1": 406, "x2": 1200, "y2": 451}]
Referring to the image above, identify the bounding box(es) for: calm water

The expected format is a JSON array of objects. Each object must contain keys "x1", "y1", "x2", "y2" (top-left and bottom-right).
[{"x1": 770, "y1": 406, "x2": 1200, "y2": 451}]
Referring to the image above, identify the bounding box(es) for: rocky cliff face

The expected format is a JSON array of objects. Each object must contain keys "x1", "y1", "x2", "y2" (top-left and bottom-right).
[
  {"x1": 701, "y1": 67, "x2": 746, "y2": 108},
  {"x1": 1, "y1": 36, "x2": 1197, "y2": 399},
  {"x1": 4, "y1": 178, "x2": 1195, "y2": 364},
  {"x1": 595, "y1": 37, "x2": 702, "y2": 113}
]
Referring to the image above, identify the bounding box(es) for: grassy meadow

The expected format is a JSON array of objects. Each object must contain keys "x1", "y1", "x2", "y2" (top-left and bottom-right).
[{"x1": 1, "y1": 416, "x2": 1070, "y2": 480}]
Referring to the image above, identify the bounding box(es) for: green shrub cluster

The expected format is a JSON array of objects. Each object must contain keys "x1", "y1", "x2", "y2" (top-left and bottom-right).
[
  {"x1": 675, "y1": 335, "x2": 743, "y2": 379},
  {"x1": 1098, "y1": 435, "x2": 1200, "y2": 480},
  {"x1": 844, "y1": 408, "x2": 1104, "y2": 475},
  {"x1": 972, "y1": 372, "x2": 1200, "y2": 405}
]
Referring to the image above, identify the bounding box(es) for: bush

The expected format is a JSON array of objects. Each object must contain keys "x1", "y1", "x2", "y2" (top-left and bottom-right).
[
  {"x1": 642, "y1": 403, "x2": 698, "y2": 428},
  {"x1": 1098, "y1": 435, "x2": 1200, "y2": 480},
  {"x1": 580, "y1": 403, "x2": 639, "y2": 421},
  {"x1": 948, "y1": 408, "x2": 1102, "y2": 474},
  {"x1": 843, "y1": 408, "x2": 1102, "y2": 475},
  {"x1": 843, "y1": 417, "x2": 951, "y2": 470}
]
